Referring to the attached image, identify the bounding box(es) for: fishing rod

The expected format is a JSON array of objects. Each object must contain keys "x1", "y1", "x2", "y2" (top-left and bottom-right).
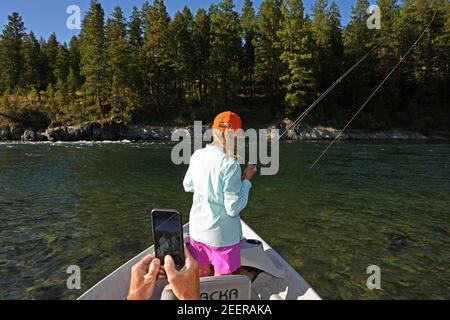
[
  {"x1": 278, "y1": 7, "x2": 435, "y2": 140},
  {"x1": 309, "y1": 11, "x2": 437, "y2": 169}
]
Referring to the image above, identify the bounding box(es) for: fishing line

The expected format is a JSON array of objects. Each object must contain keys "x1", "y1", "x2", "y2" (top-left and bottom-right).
[
  {"x1": 278, "y1": 7, "x2": 436, "y2": 141},
  {"x1": 279, "y1": 44, "x2": 378, "y2": 139},
  {"x1": 309, "y1": 11, "x2": 437, "y2": 169}
]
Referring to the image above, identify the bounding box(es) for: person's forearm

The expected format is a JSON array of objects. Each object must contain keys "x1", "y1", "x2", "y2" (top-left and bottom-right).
[{"x1": 224, "y1": 180, "x2": 252, "y2": 217}]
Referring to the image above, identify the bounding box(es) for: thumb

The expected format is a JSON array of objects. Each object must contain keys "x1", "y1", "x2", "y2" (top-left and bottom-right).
[{"x1": 164, "y1": 255, "x2": 177, "y2": 279}]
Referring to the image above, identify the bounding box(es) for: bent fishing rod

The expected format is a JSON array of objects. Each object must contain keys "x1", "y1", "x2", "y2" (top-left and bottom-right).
[
  {"x1": 309, "y1": 11, "x2": 437, "y2": 169},
  {"x1": 278, "y1": 7, "x2": 435, "y2": 141}
]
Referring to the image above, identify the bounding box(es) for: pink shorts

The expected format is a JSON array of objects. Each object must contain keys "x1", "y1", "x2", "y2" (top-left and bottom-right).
[{"x1": 188, "y1": 238, "x2": 241, "y2": 275}]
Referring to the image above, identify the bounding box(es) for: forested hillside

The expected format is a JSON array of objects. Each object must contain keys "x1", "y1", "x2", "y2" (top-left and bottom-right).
[{"x1": 0, "y1": 0, "x2": 448, "y2": 131}]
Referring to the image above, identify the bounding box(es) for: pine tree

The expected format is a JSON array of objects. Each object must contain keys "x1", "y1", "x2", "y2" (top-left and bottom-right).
[
  {"x1": 371, "y1": 0, "x2": 400, "y2": 128},
  {"x1": 142, "y1": 0, "x2": 174, "y2": 115},
  {"x1": 37, "y1": 37, "x2": 50, "y2": 92},
  {"x1": 22, "y1": 32, "x2": 43, "y2": 97},
  {"x1": 68, "y1": 36, "x2": 82, "y2": 92},
  {"x1": 171, "y1": 6, "x2": 195, "y2": 103},
  {"x1": 312, "y1": 0, "x2": 330, "y2": 53},
  {"x1": 409, "y1": 0, "x2": 449, "y2": 130},
  {"x1": 326, "y1": 1, "x2": 344, "y2": 123},
  {"x1": 395, "y1": 0, "x2": 418, "y2": 122},
  {"x1": 79, "y1": 0, "x2": 108, "y2": 112},
  {"x1": 193, "y1": 8, "x2": 211, "y2": 105},
  {"x1": 255, "y1": 0, "x2": 284, "y2": 112},
  {"x1": 55, "y1": 44, "x2": 70, "y2": 85},
  {"x1": 0, "y1": 13, "x2": 26, "y2": 92},
  {"x1": 311, "y1": 0, "x2": 331, "y2": 120},
  {"x1": 106, "y1": 6, "x2": 129, "y2": 113},
  {"x1": 278, "y1": 0, "x2": 315, "y2": 115},
  {"x1": 55, "y1": 43, "x2": 71, "y2": 109},
  {"x1": 342, "y1": 0, "x2": 377, "y2": 127},
  {"x1": 141, "y1": 1, "x2": 151, "y2": 20},
  {"x1": 128, "y1": 6, "x2": 143, "y2": 48},
  {"x1": 41, "y1": 33, "x2": 59, "y2": 88},
  {"x1": 328, "y1": 1, "x2": 344, "y2": 61},
  {"x1": 67, "y1": 68, "x2": 78, "y2": 112},
  {"x1": 127, "y1": 6, "x2": 144, "y2": 112},
  {"x1": 209, "y1": 0, "x2": 242, "y2": 110},
  {"x1": 311, "y1": 0, "x2": 344, "y2": 123},
  {"x1": 241, "y1": 0, "x2": 257, "y2": 97}
]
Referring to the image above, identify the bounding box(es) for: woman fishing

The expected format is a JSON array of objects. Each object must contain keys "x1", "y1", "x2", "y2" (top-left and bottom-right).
[{"x1": 183, "y1": 111, "x2": 257, "y2": 276}]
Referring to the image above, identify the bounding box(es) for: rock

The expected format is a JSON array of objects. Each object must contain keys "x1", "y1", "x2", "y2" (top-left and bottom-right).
[
  {"x1": 0, "y1": 125, "x2": 11, "y2": 140},
  {"x1": 371, "y1": 131, "x2": 388, "y2": 139},
  {"x1": 279, "y1": 118, "x2": 299, "y2": 140},
  {"x1": 0, "y1": 124, "x2": 24, "y2": 141},
  {"x1": 426, "y1": 132, "x2": 449, "y2": 140},
  {"x1": 385, "y1": 129, "x2": 409, "y2": 140},
  {"x1": 21, "y1": 130, "x2": 46, "y2": 142},
  {"x1": 47, "y1": 121, "x2": 64, "y2": 129},
  {"x1": 44, "y1": 121, "x2": 129, "y2": 141},
  {"x1": 126, "y1": 125, "x2": 173, "y2": 141},
  {"x1": 408, "y1": 131, "x2": 427, "y2": 140},
  {"x1": 127, "y1": 126, "x2": 155, "y2": 140},
  {"x1": 9, "y1": 125, "x2": 24, "y2": 140},
  {"x1": 45, "y1": 126, "x2": 71, "y2": 141},
  {"x1": 99, "y1": 121, "x2": 128, "y2": 140}
]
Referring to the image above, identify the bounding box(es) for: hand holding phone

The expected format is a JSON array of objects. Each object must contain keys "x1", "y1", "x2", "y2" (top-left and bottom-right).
[{"x1": 151, "y1": 209, "x2": 185, "y2": 270}]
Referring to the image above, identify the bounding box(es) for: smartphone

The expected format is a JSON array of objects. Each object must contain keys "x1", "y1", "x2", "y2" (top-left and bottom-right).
[{"x1": 151, "y1": 209, "x2": 185, "y2": 270}]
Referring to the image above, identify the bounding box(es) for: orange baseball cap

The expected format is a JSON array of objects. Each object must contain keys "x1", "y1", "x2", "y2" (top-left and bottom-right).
[{"x1": 212, "y1": 111, "x2": 242, "y2": 132}]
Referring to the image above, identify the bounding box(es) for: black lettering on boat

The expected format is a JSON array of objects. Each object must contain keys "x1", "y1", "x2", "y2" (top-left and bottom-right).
[{"x1": 201, "y1": 288, "x2": 240, "y2": 300}]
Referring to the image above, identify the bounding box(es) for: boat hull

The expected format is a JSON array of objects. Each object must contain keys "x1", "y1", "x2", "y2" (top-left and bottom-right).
[{"x1": 78, "y1": 220, "x2": 321, "y2": 300}]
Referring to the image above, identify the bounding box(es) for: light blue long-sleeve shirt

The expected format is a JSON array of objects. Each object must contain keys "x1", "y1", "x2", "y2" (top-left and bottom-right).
[{"x1": 183, "y1": 144, "x2": 252, "y2": 247}]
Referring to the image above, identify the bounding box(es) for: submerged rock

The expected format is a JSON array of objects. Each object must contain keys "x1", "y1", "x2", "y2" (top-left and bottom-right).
[{"x1": 385, "y1": 231, "x2": 411, "y2": 254}]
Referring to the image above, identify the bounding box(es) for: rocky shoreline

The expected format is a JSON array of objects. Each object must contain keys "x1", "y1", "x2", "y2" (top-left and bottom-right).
[
  {"x1": 0, "y1": 121, "x2": 448, "y2": 142},
  {"x1": 279, "y1": 125, "x2": 449, "y2": 141}
]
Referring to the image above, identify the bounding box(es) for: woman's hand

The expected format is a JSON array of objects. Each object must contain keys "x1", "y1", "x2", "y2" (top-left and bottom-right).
[{"x1": 242, "y1": 164, "x2": 257, "y2": 181}]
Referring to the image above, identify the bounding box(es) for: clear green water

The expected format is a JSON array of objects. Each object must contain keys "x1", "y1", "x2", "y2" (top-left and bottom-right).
[{"x1": 0, "y1": 141, "x2": 449, "y2": 300}]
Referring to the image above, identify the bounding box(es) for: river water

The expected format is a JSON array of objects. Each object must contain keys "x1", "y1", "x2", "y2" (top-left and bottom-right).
[{"x1": 0, "y1": 141, "x2": 449, "y2": 299}]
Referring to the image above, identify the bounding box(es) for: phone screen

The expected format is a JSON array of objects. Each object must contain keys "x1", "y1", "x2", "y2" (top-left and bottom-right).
[{"x1": 152, "y1": 209, "x2": 185, "y2": 269}]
